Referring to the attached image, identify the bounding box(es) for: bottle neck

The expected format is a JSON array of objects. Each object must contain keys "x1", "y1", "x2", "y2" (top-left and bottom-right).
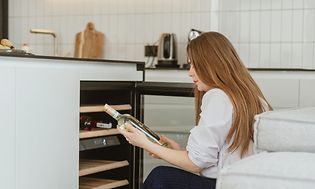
[
  {"x1": 111, "y1": 111, "x2": 121, "y2": 120},
  {"x1": 104, "y1": 104, "x2": 121, "y2": 120}
]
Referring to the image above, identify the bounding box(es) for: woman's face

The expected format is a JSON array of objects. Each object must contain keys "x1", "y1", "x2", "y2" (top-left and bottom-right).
[{"x1": 188, "y1": 63, "x2": 211, "y2": 92}]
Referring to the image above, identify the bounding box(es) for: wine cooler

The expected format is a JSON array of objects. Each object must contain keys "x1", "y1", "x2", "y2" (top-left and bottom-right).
[
  {"x1": 78, "y1": 81, "x2": 193, "y2": 189},
  {"x1": 79, "y1": 81, "x2": 138, "y2": 189}
]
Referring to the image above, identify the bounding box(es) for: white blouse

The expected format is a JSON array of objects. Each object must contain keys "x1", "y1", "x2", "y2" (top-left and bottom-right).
[{"x1": 186, "y1": 88, "x2": 254, "y2": 178}]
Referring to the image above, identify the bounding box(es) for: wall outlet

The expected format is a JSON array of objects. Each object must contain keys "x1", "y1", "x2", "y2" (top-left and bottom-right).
[{"x1": 144, "y1": 45, "x2": 158, "y2": 57}]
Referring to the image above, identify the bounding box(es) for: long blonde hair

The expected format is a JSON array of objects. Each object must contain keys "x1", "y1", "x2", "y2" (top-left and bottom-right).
[{"x1": 187, "y1": 32, "x2": 272, "y2": 157}]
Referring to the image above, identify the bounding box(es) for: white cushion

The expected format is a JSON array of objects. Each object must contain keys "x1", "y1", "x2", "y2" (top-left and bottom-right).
[
  {"x1": 216, "y1": 152, "x2": 315, "y2": 189},
  {"x1": 253, "y1": 107, "x2": 315, "y2": 153}
]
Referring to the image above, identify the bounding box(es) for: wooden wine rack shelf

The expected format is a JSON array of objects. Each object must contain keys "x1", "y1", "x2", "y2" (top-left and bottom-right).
[
  {"x1": 80, "y1": 104, "x2": 132, "y2": 113},
  {"x1": 80, "y1": 128, "x2": 119, "y2": 139},
  {"x1": 80, "y1": 177, "x2": 129, "y2": 189},
  {"x1": 79, "y1": 159, "x2": 129, "y2": 177}
]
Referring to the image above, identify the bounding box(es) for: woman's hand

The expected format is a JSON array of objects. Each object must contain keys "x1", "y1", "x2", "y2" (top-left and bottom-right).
[
  {"x1": 159, "y1": 135, "x2": 181, "y2": 150},
  {"x1": 145, "y1": 136, "x2": 181, "y2": 159},
  {"x1": 119, "y1": 124, "x2": 201, "y2": 173},
  {"x1": 117, "y1": 122, "x2": 151, "y2": 149}
]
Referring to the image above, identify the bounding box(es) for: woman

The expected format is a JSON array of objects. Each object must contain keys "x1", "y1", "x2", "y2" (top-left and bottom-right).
[{"x1": 119, "y1": 31, "x2": 272, "y2": 189}]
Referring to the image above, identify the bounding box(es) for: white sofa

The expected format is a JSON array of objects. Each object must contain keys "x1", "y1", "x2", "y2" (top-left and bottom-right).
[{"x1": 216, "y1": 107, "x2": 315, "y2": 189}]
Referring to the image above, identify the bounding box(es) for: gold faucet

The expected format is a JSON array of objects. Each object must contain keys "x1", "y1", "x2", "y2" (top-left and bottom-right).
[{"x1": 30, "y1": 28, "x2": 57, "y2": 56}]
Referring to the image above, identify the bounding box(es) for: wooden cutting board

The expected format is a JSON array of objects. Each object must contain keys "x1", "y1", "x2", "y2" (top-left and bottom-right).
[{"x1": 74, "y1": 22, "x2": 104, "y2": 59}]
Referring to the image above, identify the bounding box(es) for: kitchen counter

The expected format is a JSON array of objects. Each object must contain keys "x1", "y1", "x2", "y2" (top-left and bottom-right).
[
  {"x1": 146, "y1": 67, "x2": 315, "y2": 71},
  {"x1": 0, "y1": 54, "x2": 144, "y2": 81},
  {"x1": 0, "y1": 53, "x2": 145, "y2": 70}
]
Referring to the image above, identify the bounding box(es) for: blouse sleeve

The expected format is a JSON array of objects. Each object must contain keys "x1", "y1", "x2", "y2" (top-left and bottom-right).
[{"x1": 186, "y1": 89, "x2": 233, "y2": 168}]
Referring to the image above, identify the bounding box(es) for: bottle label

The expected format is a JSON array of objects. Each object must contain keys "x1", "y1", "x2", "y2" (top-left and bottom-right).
[
  {"x1": 112, "y1": 112, "x2": 120, "y2": 119},
  {"x1": 96, "y1": 122, "x2": 112, "y2": 129}
]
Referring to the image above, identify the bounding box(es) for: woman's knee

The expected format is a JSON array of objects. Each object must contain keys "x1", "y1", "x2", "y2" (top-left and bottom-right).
[
  {"x1": 145, "y1": 166, "x2": 168, "y2": 182},
  {"x1": 143, "y1": 166, "x2": 171, "y2": 189},
  {"x1": 149, "y1": 166, "x2": 168, "y2": 176}
]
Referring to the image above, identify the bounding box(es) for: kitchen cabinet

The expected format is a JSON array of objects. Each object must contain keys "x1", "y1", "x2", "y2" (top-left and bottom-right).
[
  {"x1": 0, "y1": 56, "x2": 80, "y2": 188},
  {"x1": 250, "y1": 70, "x2": 315, "y2": 109},
  {"x1": 15, "y1": 66, "x2": 79, "y2": 188},
  {"x1": 300, "y1": 79, "x2": 315, "y2": 107},
  {"x1": 253, "y1": 78, "x2": 300, "y2": 108},
  {"x1": 145, "y1": 68, "x2": 315, "y2": 109},
  {"x1": 0, "y1": 67, "x2": 15, "y2": 189}
]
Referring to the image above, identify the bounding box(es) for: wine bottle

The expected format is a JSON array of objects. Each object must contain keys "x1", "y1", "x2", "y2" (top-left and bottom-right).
[
  {"x1": 104, "y1": 104, "x2": 165, "y2": 146},
  {"x1": 80, "y1": 115, "x2": 112, "y2": 131}
]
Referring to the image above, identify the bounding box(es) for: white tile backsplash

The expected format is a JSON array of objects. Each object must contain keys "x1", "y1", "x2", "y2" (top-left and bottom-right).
[
  {"x1": 305, "y1": 0, "x2": 315, "y2": 9},
  {"x1": 281, "y1": 43, "x2": 293, "y2": 67},
  {"x1": 199, "y1": 12, "x2": 211, "y2": 31},
  {"x1": 292, "y1": 43, "x2": 303, "y2": 68},
  {"x1": 200, "y1": 0, "x2": 212, "y2": 12},
  {"x1": 222, "y1": 12, "x2": 239, "y2": 43},
  {"x1": 221, "y1": 0, "x2": 240, "y2": 11},
  {"x1": 261, "y1": 0, "x2": 272, "y2": 10},
  {"x1": 282, "y1": 0, "x2": 293, "y2": 10},
  {"x1": 240, "y1": 0, "x2": 251, "y2": 11},
  {"x1": 239, "y1": 43, "x2": 250, "y2": 66},
  {"x1": 270, "y1": 11, "x2": 281, "y2": 42},
  {"x1": 302, "y1": 43, "x2": 314, "y2": 68},
  {"x1": 239, "y1": 12, "x2": 250, "y2": 42},
  {"x1": 260, "y1": 11, "x2": 271, "y2": 42},
  {"x1": 250, "y1": 0, "x2": 261, "y2": 10},
  {"x1": 303, "y1": 10, "x2": 315, "y2": 41},
  {"x1": 270, "y1": 43, "x2": 281, "y2": 68},
  {"x1": 250, "y1": 11, "x2": 260, "y2": 42},
  {"x1": 281, "y1": 10, "x2": 293, "y2": 42},
  {"x1": 293, "y1": 0, "x2": 305, "y2": 9},
  {"x1": 8, "y1": 0, "x2": 315, "y2": 69},
  {"x1": 260, "y1": 43, "x2": 271, "y2": 68},
  {"x1": 271, "y1": 0, "x2": 282, "y2": 10},
  {"x1": 210, "y1": 11, "x2": 219, "y2": 31},
  {"x1": 292, "y1": 10, "x2": 304, "y2": 42},
  {"x1": 191, "y1": 12, "x2": 201, "y2": 30},
  {"x1": 190, "y1": 0, "x2": 201, "y2": 12},
  {"x1": 249, "y1": 43, "x2": 260, "y2": 67}
]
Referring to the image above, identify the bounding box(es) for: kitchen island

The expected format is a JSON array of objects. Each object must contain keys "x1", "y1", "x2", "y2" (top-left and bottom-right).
[{"x1": 0, "y1": 54, "x2": 144, "y2": 189}]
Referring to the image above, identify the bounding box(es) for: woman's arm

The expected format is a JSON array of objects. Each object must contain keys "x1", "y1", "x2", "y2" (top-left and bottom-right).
[
  {"x1": 145, "y1": 140, "x2": 202, "y2": 173},
  {"x1": 118, "y1": 123, "x2": 202, "y2": 173}
]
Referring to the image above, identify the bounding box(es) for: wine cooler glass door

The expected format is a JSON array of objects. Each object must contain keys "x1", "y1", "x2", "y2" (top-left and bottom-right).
[
  {"x1": 142, "y1": 95, "x2": 194, "y2": 179},
  {"x1": 135, "y1": 82, "x2": 194, "y2": 180}
]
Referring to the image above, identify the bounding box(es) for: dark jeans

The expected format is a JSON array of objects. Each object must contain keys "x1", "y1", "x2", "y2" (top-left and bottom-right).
[{"x1": 142, "y1": 166, "x2": 217, "y2": 189}]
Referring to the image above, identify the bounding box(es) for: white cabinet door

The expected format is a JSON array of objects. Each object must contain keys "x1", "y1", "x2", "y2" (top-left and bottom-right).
[
  {"x1": 15, "y1": 67, "x2": 79, "y2": 189},
  {"x1": 300, "y1": 79, "x2": 315, "y2": 107},
  {"x1": 0, "y1": 68, "x2": 16, "y2": 188},
  {"x1": 255, "y1": 78, "x2": 300, "y2": 109}
]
